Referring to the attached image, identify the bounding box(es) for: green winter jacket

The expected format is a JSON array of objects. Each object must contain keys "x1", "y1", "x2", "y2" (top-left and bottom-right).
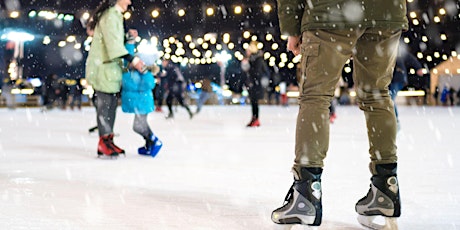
[
  {"x1": 277, "y1": 0, "x2": 409, "y2": 36},
  {"x1": 85, "y1": 6, "x2": 128, "y2": 93}
]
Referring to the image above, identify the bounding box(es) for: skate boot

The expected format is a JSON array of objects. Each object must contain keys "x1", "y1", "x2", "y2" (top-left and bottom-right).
[
  {"x1": 356, "y1": 163, "x2": 400, "y2": 230},
  {"x1": 108, "y1": 133, "x2": 125, "y2": 156},
  {"x1": 246, "y1": 116, "x2": 260, "y2": 127},
  {"x1": 138, "y1": 135, "x2": 163, "y2": 157},
  {"x1": 97, "y1": 135, "x2": 118, "y2": 159},
  {"x1": 272, "y1": 167, "x2": 322, "y2": 226}
]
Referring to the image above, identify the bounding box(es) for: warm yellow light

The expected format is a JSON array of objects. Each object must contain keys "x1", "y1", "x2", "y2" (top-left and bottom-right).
[
  {"x1": 58, "y1": 41, "x2": 66, "y2": 47},
  {"x1": 452, "y1": 51, "x2": 458, "y2": 57},
  {"x1": 434, "y1": 16, "x2": 441, "y2": 23},
  {"x1": 439, "y1": 8, "x2": 446, "y2": 15},
  {"x1": 10, "y1": 11, "x2": 20, "y2": 18},
  {"x1": 178, "y1": 9, "x2": 186, "y2": 17},
  {"x1": 271, "y1": 43, "x2": 279, "y2": 50},
  {"x1": 440, "y1": 34, "x2": 447, "y2": 41},
  {"x1": 169, "y1": 37, "x2": 176, "y2": 44},
  {"x1": 234, "y1": 6, "x2": 242, "y2": 14},
  {"x1": 123, "y1": 12, "x2": 131, "y2": 20},
  {"x1": 251, "y1": 35, "x2": 258, "y2": 41},
  {"x1": 206, "y1": 7, "x2": 214, "y2": 16},
  {"x1": 257, "y1": 42, "x2": 264, "y2": 50},
  {"x1": 228, "y1": 43, "x2": 235, "y2": 50},
  {"x1": 66, "y1": 35, "x2": 76, "y2": 42},
  {"x1": 266, "y1": 33, "x2": 273, "y2": 41},
  {"x1": 82, "y1": 12, "x2": 90, "y2": 20},
  {"x1": 280, "y1": 35, "x2": 288, "y2": 40},
  {"x1": 202, "y1": 42, "x2": 209, "y2": 49},
  {"x1": 263, "y1": 4, "x2": 272, "y2": 13},
  {"x1": 74, "y1": 43, "x2": 81, "y2": 49},
  {"x1": 189, "y1": 42, "x2": 196, "y2": 49},
  {"x1": 412, "y1": 19, "x2": 419, "y2": 25},
  {"x1": 197, "y1": 38, "x2": 204, "y2": 45},
  {"x1": 417, "y1": 52, "x2": 423, "y2": 59},
  {"x1": 223, "y1": 33, "x2": 230, "y2": 44},
  {"x1": 426, "y1": 56, "x2": 432, "y2": 62},
  {"x1": 422, "y1": 36, "x2": 428, "y2": 42},
  {"x1": 243, "y1": 31, "x2": 251, "y2": 39},
  {"x1": 216, "y1": 44, "x2": 222, "y2": 50},
  {"x1": 404, "y1": 37, "x2": 410, "y2": 43},
  {"x1": 185, "y1": 34, "x2": 192, "y2": 42},
  {"x1": 434, "y1": 52, "x2": 440, "y2": 58},
  {"x1": 151, "y1": 9, "x2": 160, "y2": 18},
  {"x1": 409, "y1": 11, "x2": 417, "y2": 18}
]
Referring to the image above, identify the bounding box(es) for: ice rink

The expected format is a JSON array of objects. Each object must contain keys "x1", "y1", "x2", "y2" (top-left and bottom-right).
[{"x1": 0, "y1": 105, "x2": 459, "y2": 230}]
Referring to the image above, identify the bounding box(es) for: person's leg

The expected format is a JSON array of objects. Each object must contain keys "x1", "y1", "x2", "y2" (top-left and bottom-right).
[
  {"x1": 272, "y1": 29, "x2": 358, "y2": 226},
  {"x1": 134, "y1": 114, "x2": 163, "y2": 156},
  {"x1": 353, "y1": 28, "x2": 401, "y2": 225},
  {"x1": 166, "y1": 91, "x2": 174, "y2": 118},
  {"x1": 133, "y1": 114, "x2": 152, "y2": 138},
  {"x1": 176, "y1": 91, "x2": 193, "y2": 118},
  {"x1": 293, "y1": 29, "x2": 357, "y2": 170},
  {"x1": 95, "y1": 91, "x2": 119, "y2": 156},
  {"x1": 353, "y1": 28, "x2": 400, "y2": 166}
]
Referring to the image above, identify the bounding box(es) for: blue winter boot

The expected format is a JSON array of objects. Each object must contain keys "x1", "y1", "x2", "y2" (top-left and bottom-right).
[{"x1": 138, "y1": 135, "x2": 163, "y2": 157}]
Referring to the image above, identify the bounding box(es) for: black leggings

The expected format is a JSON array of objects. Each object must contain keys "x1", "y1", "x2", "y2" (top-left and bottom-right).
[{"x1": 250, "y1": 97, "x2": 259, "y2": 118}]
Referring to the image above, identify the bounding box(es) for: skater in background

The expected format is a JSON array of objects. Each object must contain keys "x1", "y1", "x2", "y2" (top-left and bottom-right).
[
  {"x1": 273, "y1": 0, "x2": 407, "y2": 228},
  {"x1": 121, "y1": 28, "x2": 162, "y2": 157},
  {"x1": 162, "y1": 59, "x2": 193, "y2": 119},
  {"x1": 85, "y1": 0, "x2": 147, "y2": 158},
  {"x1": 241, "y1": 41, "x2": 270, "y2": 127},
  {"x1": 390, "y1": 46, "x2": 423, "y2": 128}
]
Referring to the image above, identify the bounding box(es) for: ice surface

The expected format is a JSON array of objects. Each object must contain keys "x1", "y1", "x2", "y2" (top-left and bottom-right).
[{"x1": 0, "y1": 105, "x2": 459, "y2": 229}]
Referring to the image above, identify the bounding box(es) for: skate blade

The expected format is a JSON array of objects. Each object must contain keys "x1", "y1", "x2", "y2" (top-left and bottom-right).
[
  {"x1": 273, "y1": 224, "x2": 318, "y2": 230},
  {"x1": 97, "y1": 155, "x2": 118, "y2": 160},
  {"x1": 357, "y1": 215, "x2": 398, "y2": 230}
]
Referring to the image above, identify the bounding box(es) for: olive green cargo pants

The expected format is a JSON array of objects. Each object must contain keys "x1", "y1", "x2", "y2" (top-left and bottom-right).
[{"x1": 294, "y1": 28, "x2": 401, "y2": 174}]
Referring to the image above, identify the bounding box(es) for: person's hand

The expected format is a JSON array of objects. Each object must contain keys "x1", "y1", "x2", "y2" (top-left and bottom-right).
[
  {"x1": 131, "y1": 59, "x2": 147, "y2": 73},
  {"x1": 287, "y1": 36, "x2": 301, "y2": 56}
]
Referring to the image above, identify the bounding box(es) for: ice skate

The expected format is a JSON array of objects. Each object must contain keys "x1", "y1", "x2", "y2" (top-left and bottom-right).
[
  {"x1": 246, "y1": 117, "x2": 260, "y2": 127},
  {"x1": 272, "y1": 167, "x2": 322, "y2": 226},
  {"x1": 356, "y1": 163, "x2": 400, "y2": 230},
  {"x1": 108, "y1": 133, "x2": 125, "y2": 157},
  {"x1": 138, "y1": 135, "x2": 163, "y2": 157},
  {"x1": 97, "y1": 135, "x2": 119, "y2": 159}
]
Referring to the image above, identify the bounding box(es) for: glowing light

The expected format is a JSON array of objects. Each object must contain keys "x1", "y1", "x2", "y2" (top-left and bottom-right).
[
  {"x1": 1, "y1": 31, "x2": 35, "y2": 42},
  {"x1": 266, "y1": 33, "x2": 273, "y2": 41},
  {"x1": 409, "y1": 11, "x2": 417, "y2": 18},
  {"x1": 151, "y1": 9, "x2": 160, "y2": 18},
  {"x1": 74, "y1": 43, "x2": 81, "y2": 49},
  {"x1": 263, "y1": 4, "x2": 272, "y2": 13},
  {"x1": 82, "y1": 12, "x2": 90, "y2": 20},
  {"x1": 243, "y1": 31, "x2": 251, "y2": 39},
  {"x1": 223, "y1": 33, "x2": 230, "y2": 44},
  {"x1": 440, "y1": 34, "x2": 447, "y2": 41},
  {"x1": 412, "y1": 19, "x2": 419, "y2": 25},
  {"x1": 189, "y1": 42, "x2": 196, "y2": 49},
  {"x1": 434, "y1": 16, "x2": 441, "y2": 23},
  {"x1": 256, "y1": 42, "x2": 263, "y2": 50},
  {"x1": 197, "y1": 38, "x2": 204, "y2": 45},
  {"x1": 452, "y1": 51, "x2": 458, "y2": 57},
  {"x1": 123, "y1": 12, "x2": 131, "y2": 20},
  {"x1": 271, "y1": 43, "x2": 279, "y2": 50},
  {"x1": 185, "y1": 34, "x2": 192, "y2": 42},
  {"x1": 404, "y1": 37, "x2": 410, "y2": 43},
  {"x1": 216, "y1": 44, "x2": 222, "y2": 50},
  {"x1": 439, "y1": 8, "x2": 446, "y2": 15},
  {"x1": 251, "y1": 35, "x2": 258, "y2": 41},
  {"x1": 287, "y1": 63, "x2": 295, "y2": 69},
  {"x1": 416, "y1": 52, "x2": 423, "y2": 59},
  {"x1": 280, "y1": 35, "x2": 288, "y2": 40},
  {"x1": 202, "y1": 42, "x2": 209, "y2": 49},
  {"x1": 434, "y1": 52, "x2": 440, "y2": 58},
  {"x1": 28, "y1": 11, "x2": 37, "y2": 18},
  {"x1": 234, "y1": 6, "x2": 242, "y2": 14},
  {"x1": 228, "y1": 43, "x2": 235, "y2": 50},
  {"x1": 206, "y1": 8, "x2": 215, "y2": 16},
  {"x1": 66, "y1": 35, "x2": 76, "y2": 43},
  {"x1": 43, "y1": 36, "x2": 51, "y2": 45},
  {"x1": 178, "y1": 9, "x2": 186, "y2": 17},
  {"x1": 10, "y1": 11, "x2": 20, "y2": 18},
  {"x1": 215, "y1": 51, "x2": 232, "y2": 63},
  {"x1": 421, "y1": 36, "x2": 428, "y2": 42},
  {"x1": 426, "y1": 56, "x2": 432, "y2": 62},
  {"x1": 58, "y1": 41, "x2": 66, "y2": 47}
]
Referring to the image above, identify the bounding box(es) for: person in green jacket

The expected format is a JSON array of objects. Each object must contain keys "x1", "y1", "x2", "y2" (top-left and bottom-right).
[
  {"x1": 272, "y1": 0, "x2": 408, "y2": 228},
  {"x1": 85, "y1": 0, "x2": 146, "y2": 158}
]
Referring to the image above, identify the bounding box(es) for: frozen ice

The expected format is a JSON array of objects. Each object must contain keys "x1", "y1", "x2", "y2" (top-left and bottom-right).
[{"x1": 0, "y1": 105, "x2": 459, "y2": 229}]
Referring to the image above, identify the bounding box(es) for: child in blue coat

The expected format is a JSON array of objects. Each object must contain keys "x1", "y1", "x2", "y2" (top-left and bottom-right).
[{"x1": 121, "y1": 33, "x2": 162, "y2": 157}]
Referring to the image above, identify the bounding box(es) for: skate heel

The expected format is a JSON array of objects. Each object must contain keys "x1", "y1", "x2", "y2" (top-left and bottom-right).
[{"x1": 357, "y1": 215, "x2": 398, "y2": 230}]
